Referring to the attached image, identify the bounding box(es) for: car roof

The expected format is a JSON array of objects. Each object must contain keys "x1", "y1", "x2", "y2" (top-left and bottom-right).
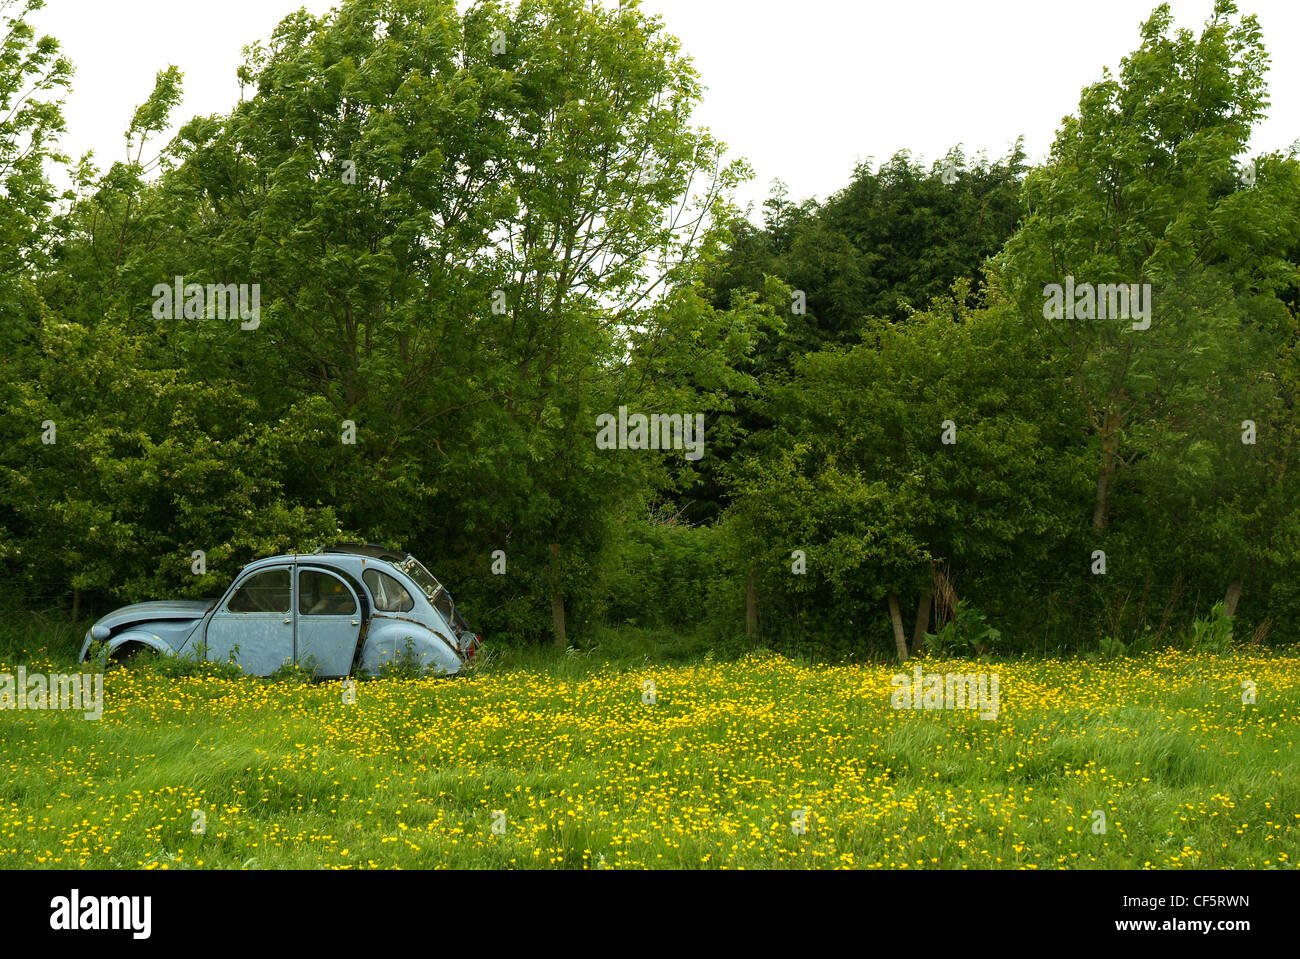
[
  {"x1": 319, "y1": 543, "x2": 411, "y2": 562},
  {"x1": 243, "y1": 550, "x2": 406, "y2": 573}
]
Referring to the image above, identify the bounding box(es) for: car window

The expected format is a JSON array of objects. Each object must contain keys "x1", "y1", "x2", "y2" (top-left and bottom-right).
[
  {"x1": 299, "y1": 569, "x2": 358, "y2": 617},
  {"x1": 226, "y1": 569, "x2": 291, "y2": 614},
  {"x1": 364, "y1": 569, "x2": 414, "y2": 613}
]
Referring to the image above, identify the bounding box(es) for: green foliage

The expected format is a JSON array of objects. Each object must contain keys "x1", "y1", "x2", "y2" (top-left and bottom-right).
[
  {"x1": 712, "y1": 0, "x2": 1300, "y2": 655},
  {"x1": 722, "y1": 287, "x2": 1087, "y2": 656},
  {"x1": 925, "y1": 602, "x2": 1002, "y2": 659},
  {"x1": 596, "y1": 507, "x2": 728, "y2": 628},
  {"x1": 1186, "y1": 602, "x2": 1235, "y2": 654},
  {"x1": 4, "y1": 0, "x2": 760, "y2": 635},
  {"x1": 990, "y1": 0, "x2": 1300, "y2": 648},
  {"x1": 708, "y1": 146, "x2": 1026, "y2": 347},
  {"x1": 685, "y1": 146, "x2": 1027, "y2": 523},
  {"x1": 266, "y1": 660, "x2": 316, "y2": 685},
  {"x1": 1098, "y1": 635, "x2": 1128, "y2": 660},
  {"x1": 367, "y1": 638, "x2": 427, "y2": 680}
]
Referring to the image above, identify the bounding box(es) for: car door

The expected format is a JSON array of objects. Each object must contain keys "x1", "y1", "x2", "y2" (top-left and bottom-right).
[
  {"x1": 295, "y1": 567, "x2": 362, "y2": 677},
  {"x1": 204, "y1": 566, "x2": 295, "y2": 675}
]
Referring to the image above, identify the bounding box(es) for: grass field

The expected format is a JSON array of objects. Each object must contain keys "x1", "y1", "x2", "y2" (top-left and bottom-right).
[{"x1": 1, "y1": 639, "x2": 1297, "y2": 869}]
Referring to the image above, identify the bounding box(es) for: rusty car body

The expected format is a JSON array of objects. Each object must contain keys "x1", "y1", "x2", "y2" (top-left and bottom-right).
[{"x1": 78, "y1": 545, "x2": 480, "y2": 677}]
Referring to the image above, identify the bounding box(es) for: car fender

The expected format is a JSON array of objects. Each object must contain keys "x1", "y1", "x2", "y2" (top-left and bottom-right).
[
  {"x1": 81, "y1": 631, "x2": 176, "y2": 663},
  {"x1": 360, "y1": 619, "x2": 462, "y2": 676}
]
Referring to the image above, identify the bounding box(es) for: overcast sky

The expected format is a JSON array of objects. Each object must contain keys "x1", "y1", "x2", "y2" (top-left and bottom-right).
[{"x1": 34, "y1": 0, "x2": 1300, "y2": 214}]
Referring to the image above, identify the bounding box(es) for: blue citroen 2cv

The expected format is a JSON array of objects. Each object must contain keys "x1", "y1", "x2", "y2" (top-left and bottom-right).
[{"x1": 78, "y1": 545, "x2": 480, "y2": 677}]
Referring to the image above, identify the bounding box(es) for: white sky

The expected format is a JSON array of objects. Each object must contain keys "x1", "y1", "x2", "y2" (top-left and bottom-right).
[{"x1": 33, "y1": 0, "x2": 1300, "y2": 215}]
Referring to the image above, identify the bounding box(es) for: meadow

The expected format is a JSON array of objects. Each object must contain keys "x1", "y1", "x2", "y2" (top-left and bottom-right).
[{"x1": 0, "y1": 626, "x2": 1296, "y2": 869}]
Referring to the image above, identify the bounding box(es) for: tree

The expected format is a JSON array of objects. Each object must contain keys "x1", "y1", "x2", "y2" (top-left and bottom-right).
[
  {"x1": 0, "y1": 0, "x2": 72, "y2": 606},
  {"x1": 687, "y1": 146, "x2": 1026, "y2": 523},
  {"x1": 994, "y1": 2, "x2": 1295, "y2": 531},
  {"x1": 991, "y1": 0, "x2": 1300, "y2": 632},
  {"x1": 27, "y1": 0, "x2": 759, "y2": 638},
  {"x1": 725, "y1": 286, "x2": 1085, "y2": 659}
]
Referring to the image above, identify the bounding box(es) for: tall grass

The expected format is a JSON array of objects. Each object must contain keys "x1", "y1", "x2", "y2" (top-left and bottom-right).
[{"x1": 1, "y1": 637, "x2": 1296, "y2": 869}]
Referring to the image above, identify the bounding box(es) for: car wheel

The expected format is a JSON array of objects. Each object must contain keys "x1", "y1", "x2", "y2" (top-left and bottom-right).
[{"x1": 109, "y1": 642, "x2": 149, "y2": 663}]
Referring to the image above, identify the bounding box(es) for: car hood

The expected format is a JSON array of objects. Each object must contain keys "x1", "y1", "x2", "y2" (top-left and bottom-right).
[{"x1": 94, "y1": 600, "x2": 217, "y2": 632}]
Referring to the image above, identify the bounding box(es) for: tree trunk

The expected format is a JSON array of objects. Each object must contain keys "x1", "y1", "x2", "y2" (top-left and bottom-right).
[
  {"x1": 887, "y1": 591, "x2": 909, "y2": 663},
  {"x1": 911, "y1": 589, "x2": 932, "y2": 656},
  {"x1": 745, "y1": 569, "x2": 758, "y2": 636},
  {"x1": 551, "y1": 591, "x2": 567, "y2": 647},
  {"x1": 1223, "y1": 580, "x2": 1243, "y2": 618},
  {"x1": 72, "y1": 587, "x2": 81, "y2": 622},
  {"x1": 549, "y1": 543, "x2": 566, "y2": 647},
  {"x1": 1092, "y1": 411, "x2": 1121, "y2": 531}
]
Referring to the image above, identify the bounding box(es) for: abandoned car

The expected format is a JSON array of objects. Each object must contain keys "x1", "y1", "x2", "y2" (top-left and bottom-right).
[{"x1": 78, "y1": 545, "x2": 480, "y2": 677}]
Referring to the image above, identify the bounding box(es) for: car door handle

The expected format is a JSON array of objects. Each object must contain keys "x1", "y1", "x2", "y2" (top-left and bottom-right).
[
  {"x1": 283, "y1": 618, "x2": 291, "y2": 624},
  {"x1": 350, "y1": 620, "x2": 359, "y2": 626}
]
